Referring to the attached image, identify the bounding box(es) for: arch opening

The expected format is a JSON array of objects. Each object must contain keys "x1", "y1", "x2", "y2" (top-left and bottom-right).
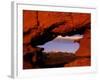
[{"x1": 38, "y1": 34, "x2": 83, "y2": 54}]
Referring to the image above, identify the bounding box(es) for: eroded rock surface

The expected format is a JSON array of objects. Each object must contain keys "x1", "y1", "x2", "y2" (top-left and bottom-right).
[{"x1": 23, "y1": 10, "x2": 91, "y2": 69}]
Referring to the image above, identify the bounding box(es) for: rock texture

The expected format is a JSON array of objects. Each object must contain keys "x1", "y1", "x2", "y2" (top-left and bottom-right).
[
  {"x1": 23, "y1": 10, "x2": 91, "y2": 69},
  {"x1": 64, "y1": 27, "x2": 91, "y2": 67}
]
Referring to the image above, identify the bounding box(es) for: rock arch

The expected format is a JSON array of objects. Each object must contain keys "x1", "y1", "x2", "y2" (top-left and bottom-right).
[{"x1": 23, "y1": 10, "x2": 91, "y2": 69}]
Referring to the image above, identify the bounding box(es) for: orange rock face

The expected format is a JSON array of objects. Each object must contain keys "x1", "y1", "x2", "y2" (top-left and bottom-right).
[
  {"x1": 23, "y1": 10, "x2": 91, "y2": 69},
  {"x1": 23, "y1": 10, "x2": 90, "y2": 45},
  {"x1": 23, "y1": 10, "x2": 38, "y2": 32},
  {"x1": 76, "y1": 28, "x2": 91, "y2": 56},
  {"x1": 64, "y1": 57, "x2": 90, "y2": 67}
]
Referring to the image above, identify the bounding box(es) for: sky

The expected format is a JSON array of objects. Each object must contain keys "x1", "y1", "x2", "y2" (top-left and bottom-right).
[{"x1": 38, "y1": 35, "x2": 83, "y2": 53}]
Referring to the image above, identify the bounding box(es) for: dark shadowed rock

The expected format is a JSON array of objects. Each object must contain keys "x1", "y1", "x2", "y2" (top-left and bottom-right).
[{"x1": 44, "y1": 52, "x2": 76, "y2": 66}]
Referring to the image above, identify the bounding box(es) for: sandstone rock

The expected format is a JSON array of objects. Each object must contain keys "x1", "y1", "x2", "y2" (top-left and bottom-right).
[
  {"x1": 23, "y1": 10, "x2": 90, "y2": 45},
  {"x1": 23, "y1": 45, "x2": 44, "y2": 55},
  {"x1": 23, "y1": 10, "x2": 91, "y2": 68},
  {"x1": 23, "y1": 61, "x2": 33, "y2": 69},
  {"x1": 23, "y1": 10, "x2": 38, "y2": 33},
  {"x1": 44, "y1": 53, "x2": 76, "y2": 66},
  {"x1": 75, "y1": 28, "x2": 91, "y2": 56},
  {"x1": 64, "y1": 57, "x2": 90, "y2": 67}
]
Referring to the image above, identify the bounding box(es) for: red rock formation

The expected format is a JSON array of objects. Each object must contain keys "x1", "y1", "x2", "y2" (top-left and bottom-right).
[
  {"x1": 64, "y1": 57, "x2": 90, "y2": 67},
  {"x1": 23, "y1": 10, "x2": 90, "y2": 45},
  {"x1": 76, "y1": 28, "x2": 91, "y2": 56},
  {"x1": 64, "y1": 26, "x2": 91, "y2": 67},
  {"x1": 23, "y1": 10, "x2": 91, "y2": 69}
]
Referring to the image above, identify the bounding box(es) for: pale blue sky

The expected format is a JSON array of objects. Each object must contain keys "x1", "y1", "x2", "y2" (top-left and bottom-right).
[{"x1": 38, "y1": 35, "x2": 83, "y2": 53}]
